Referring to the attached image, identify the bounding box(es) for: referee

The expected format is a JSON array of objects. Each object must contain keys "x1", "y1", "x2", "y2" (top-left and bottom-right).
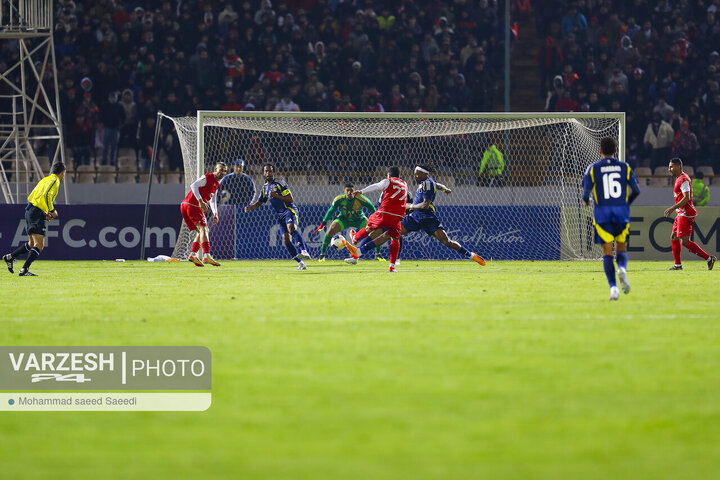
[{"x1": 3, "y1": 162, "x2": 66, "y2": 276}]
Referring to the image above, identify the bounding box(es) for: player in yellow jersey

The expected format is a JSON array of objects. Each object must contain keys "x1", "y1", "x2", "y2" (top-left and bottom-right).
[{"x1": 3, "y1": 163, "x2": 66, "y2": 276}]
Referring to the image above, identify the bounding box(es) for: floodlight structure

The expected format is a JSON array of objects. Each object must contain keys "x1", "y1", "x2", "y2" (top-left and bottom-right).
[{"x1": 0, "y1": 0, "x2": 66, "y2": 203}]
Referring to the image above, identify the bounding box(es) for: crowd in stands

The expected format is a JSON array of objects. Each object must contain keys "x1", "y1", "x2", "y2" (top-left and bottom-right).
[
  {"x1": 537, "y1": 0, "x2": 720, "y2": 175},
  {"x1": 31, "y1": 0, "x2": 506, "y2": 177}
]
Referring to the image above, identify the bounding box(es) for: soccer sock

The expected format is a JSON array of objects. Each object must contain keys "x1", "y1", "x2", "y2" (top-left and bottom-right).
[
  {"x1": 201, "y1": 242, "x2": 210, "y2": 255},
  {"x1": 285, "y1": 241, "x2": 300, "y2": 262},
  {"x1": 320, "y1": 234, "x2": 331, "y2": 255},
  {"x1": 291, "y1": 230, "x2": 308, "y2": 252},
  {"x1": 191, "y1": 242, "x2": 200, "y2": 254},
  {"x1": 603, "y1": 255, "x2": 616, "y2": 287},
  {"x1": 685, "y1": 241, "x2": 710, "y2": 260},
  {"x1": 389, "y1": 238, "x2": 400, "y2": 264},
  {"x1": 10, "y1": 242, "x2": 30, "y2": 260},
  {"x1": 457, "y1": 244, "x2": 472, "y2": 258},
  {"x1": 22, "y1": 247, "x2": 40, "y2": 271},
  {"x1": 616, "y1": 251, "x2": 628, "y2": 271},
  {"x1": 353, "y1": 228, "x2": 368, "y2": 243},
  {"x1": 671, "y1": 239, "x2": 682, "y2": 265},
  {"x1": 359, "y1": 237, "x2": 376, "y2": 255}
]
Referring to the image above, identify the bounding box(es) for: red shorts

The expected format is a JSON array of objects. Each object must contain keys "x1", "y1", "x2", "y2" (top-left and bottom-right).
[
  {"x1": 366, "y1": 211, "x2": 403, "y2": 239},
  {"x1": 181, "y1": 203, "x2": 207, "y2": 231},
  {"x1": 673, "y1": 215, "x2": 694, "y2": 237}
]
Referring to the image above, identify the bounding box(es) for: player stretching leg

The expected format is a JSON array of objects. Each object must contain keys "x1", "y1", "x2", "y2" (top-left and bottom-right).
[
  {"x1": 582, "y1": 137, "x2": 641, "y2": 300},
  {"x1": 180, "y1": 162, "x2": 228, "y2": 266},
  {"x1": 3, "y1": 162, "x2": 66, "y2": 276},
  {"x1": 664, "y1": 157, "x2": 717, "y2": 271},
  {"x1": 350, "y1": 165, "x2": 486, "y2": 267},
  {"x1": 345, "y1": 166, "x2": 408, "y2": 272},
  {"x1": 245, "y1": 164, "x2": 311, "y2": 270},
  {"x1": 314, "y1": 183, "x2": 379, "y2": 261}
]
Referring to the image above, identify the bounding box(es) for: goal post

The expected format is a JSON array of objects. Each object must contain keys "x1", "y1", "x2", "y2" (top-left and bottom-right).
[{"x1": 168, "y1": 111, "x2": 625, "y2": 261}]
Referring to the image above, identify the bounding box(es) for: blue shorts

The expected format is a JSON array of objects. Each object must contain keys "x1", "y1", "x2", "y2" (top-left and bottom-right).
[
  {"x1": 277, "y1": 209, "x2": 299, "y2": 234},
  {"x1": 25, "y1": 203, "x2": 47, "y2": 236},
  {"x1": 594, "y1": 221, "x2": 630, "y2": 244},
  {"x1": 402, "y1": 214, "x2": 443, "y2": 236}
]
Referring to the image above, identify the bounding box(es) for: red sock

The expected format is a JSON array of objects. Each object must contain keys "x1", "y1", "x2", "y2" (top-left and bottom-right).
[
  {"x1": 191, "y1": 242, "x2": 200, "y2": 253},
  {"x1": 389, "y1": 238, "x2": 400, "y2": 264},
  {"x1": 685, "y1": 241, "x2": 710, "y2": 260},
  {"x1": 671, "y1": 239, "x2": 682, "y2": 265},
  {"x1": 353, "y1": 228, "x2": 368, "y2": 243},
  {"x1": 202, "y1": 242, "x2": 210, "y2": 255}
]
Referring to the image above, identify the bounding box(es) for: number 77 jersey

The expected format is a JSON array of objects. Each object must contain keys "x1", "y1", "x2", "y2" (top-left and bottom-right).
[
  {"x1": 377, "y1": 177, "x2": 409, "y2": 218},
  {"x1": 582, "y1": 157, "x2": 641, "y2": 224}
]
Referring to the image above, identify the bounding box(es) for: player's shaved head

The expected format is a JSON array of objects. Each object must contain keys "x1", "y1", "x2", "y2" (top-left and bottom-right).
[
  {"x1": 600, "y1": 137, "x2": 617, "y2": 156},
  {"x1": 344, "y1": 182, "x2": 354, "y2": 189},
  {"x1": 669, "y1": 157, "x2": 683, "y2": 167},
  {"x1": 388, "y1": 166, "x2": 400, "y2": 178},
  {"x1": 263, "y1": 163, "x2": 275, "y2": 172}
]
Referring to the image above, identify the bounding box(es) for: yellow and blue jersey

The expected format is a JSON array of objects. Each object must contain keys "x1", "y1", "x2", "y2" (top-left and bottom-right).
[
  {"x1": 582, "y1": 157, "x2": 640, "y2": 224},
  {"x1": 259, "y1": 179, "x2": 298, "y2": 216},
  {"x1": 412, "y1": 176, "x2": 437, "y2": 219}
]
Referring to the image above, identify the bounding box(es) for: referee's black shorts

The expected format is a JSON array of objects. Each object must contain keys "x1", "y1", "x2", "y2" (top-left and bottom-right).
[{"x1": 25, "y1": 203, "x2": 47, "y2": 236}]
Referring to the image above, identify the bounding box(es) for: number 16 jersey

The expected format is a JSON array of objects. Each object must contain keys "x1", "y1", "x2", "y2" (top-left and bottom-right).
[{"x1": 582, "y1": 157, "x2": 640, "y2": 224}]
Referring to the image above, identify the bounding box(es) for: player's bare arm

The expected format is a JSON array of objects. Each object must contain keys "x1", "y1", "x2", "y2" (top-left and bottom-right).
[
  {"x1": 664, "y1": 191, "x2": 691, "y2": 217},
  {"x1": 245, "y1": 201, "x2": 262, "y2": 212},
  {"x1": 407, "y1": 198, "x2": 431, "y2": 210},
  {"x1": 436, "y1": 183, "x2": 452, "y2": 194}
]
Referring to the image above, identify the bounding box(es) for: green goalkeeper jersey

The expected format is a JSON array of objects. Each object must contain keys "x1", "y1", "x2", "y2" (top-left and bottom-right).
[{"x1": 322, "y1": 194, "x2": 376, "y2": 224}]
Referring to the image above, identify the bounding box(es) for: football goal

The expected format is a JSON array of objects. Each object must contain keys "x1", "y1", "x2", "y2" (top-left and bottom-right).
[{"x1": 165, "y1": 112, "x2": 624, "y2": 261}]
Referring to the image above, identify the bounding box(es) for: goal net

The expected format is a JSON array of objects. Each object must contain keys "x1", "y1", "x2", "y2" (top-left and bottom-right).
[{"x1": 167, "y1": 112, "x2": 624, "y2": 261}]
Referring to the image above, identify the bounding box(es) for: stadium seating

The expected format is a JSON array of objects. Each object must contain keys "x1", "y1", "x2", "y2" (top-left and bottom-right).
[
  {"x1": 634, "y1": 167, "x2": 652, "y2": 187},
  {"x1": 74, "y1": 165, "x2": 96, "y2": 184}
]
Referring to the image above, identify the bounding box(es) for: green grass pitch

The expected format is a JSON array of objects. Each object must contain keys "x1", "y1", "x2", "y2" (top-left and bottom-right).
[{"x1": 1, "y1": 259, "x2": 719, "y2": 479}]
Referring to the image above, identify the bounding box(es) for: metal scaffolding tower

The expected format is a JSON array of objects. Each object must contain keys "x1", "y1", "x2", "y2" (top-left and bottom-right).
[{"x1": 0, "y1": 0, "x2": 67, "y2": 203}]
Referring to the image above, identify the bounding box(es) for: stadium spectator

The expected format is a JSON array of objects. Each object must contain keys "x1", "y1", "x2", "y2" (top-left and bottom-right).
[
  {"x1": 536, "y1": 36, "x2": 563, "y2": 96},
  {"x1": 672, "y1": 121, "x2": 701, "y2": 166},
  {"x1": 67, "y1": 114, "x2": 94, "y2": 167},
  {"x1": 644, "y1": 113, "x2": 675, "y2": 169},
  {"x1": 118, "y1": 89, "x2": 138, "y2": 149},
  {"x1": 99, "y1": 92, "x2": 125, "y2": 166}
]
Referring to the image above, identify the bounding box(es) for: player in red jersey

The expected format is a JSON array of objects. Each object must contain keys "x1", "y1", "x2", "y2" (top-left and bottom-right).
[
  {"x1": 664, "y1": 157, "x2": 716, "y2": 270},
  {"x1": 345, "y1": 166, "x2": 408, "y2": 272},
  {"x1": 180, "y1": 162, "x2": 228, "y2": 267}
]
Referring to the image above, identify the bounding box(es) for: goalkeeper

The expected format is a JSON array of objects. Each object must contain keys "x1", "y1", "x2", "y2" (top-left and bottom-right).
[{"x1": 316, "y1": 184, "x2": 383, "y2": 261}]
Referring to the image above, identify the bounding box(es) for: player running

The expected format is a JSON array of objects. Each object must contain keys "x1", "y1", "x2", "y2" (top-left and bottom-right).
[
  {"x1": 343, "y1": 166, "x2": 408, "y2": 273},
  {"x1": 664, "y1": 157, "x2": 717, "y2": 270},
  {"x1": 3, "y1": 162, "x2": 66, "y2": 276},
  {"x1": 347, "y1": 165, "x2": 486, "y2": 267},
  {"x1": 314, "y1": 183, "x2": 380, "y2": 261},
  {"x1": 582, "y1": 137, "x2": 641, "y2": 300},
  {"x1": 181, "y1": 162, "x2": 228, "y2": 267},
  {"x1": 245, "y1": 164, "x2": 311, "y2": 270}
]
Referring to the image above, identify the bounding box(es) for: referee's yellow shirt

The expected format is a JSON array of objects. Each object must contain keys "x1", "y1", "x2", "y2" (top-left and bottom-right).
[{"x1": 27, "y1": 174, "x2": 61, "y2": 214}]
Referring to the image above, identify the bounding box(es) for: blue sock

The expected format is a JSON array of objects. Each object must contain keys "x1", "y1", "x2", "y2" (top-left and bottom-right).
[
  {"x1": 616, "y1": 251, "x2": 628, "y2": 270},
  {"x1": 285, "y1": 241, "x2": 300, "y2": 262},
  {"x1": 291, "y1": 230, "x2": 307, "y2": 252},
  {"x1": 603, "y1": 255, "x2": 616, "y2": 287},
  {"x1": 360, "y1": 237, "x2": 376, "y2": 255}
]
